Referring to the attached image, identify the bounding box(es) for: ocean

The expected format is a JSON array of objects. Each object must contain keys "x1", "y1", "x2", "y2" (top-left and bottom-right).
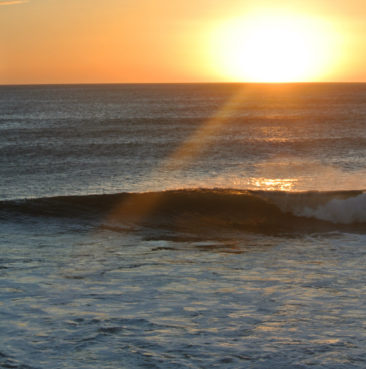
[{"x1": 1, "y1": 83, "x2": 366, "y2": 368}]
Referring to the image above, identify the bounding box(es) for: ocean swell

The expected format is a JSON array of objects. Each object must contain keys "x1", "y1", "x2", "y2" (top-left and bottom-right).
[{"x1": 1, "y1": 189, "x2": 365, "y2": 235}]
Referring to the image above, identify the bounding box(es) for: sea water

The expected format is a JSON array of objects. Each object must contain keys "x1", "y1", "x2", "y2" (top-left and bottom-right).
[{"x1": 1, "y1": 83, "x2": 366, "y2": 368}]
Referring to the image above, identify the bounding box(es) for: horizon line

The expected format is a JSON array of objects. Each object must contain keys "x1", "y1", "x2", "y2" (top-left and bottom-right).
[{"x1": 1, "y1": 81, "x2": 366, "y2": 87}]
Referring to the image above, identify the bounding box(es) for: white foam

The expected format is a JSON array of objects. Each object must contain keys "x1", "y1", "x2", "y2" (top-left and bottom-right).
[{"x1": 298, "y1": 193, "x2": 366, "y2": 224}]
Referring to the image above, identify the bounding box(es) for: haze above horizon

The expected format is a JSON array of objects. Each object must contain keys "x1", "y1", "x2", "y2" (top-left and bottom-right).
[{"x1": 1, "y1": 0, "x2": 365, "y2": 84}]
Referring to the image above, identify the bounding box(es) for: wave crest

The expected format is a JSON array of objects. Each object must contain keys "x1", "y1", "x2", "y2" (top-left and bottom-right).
[
  {"x1": 296, "y1": 193, "x2": 366, "y2": 224},
  {"x1": 1, "y1": 189, "x2": 365, "y2": 235}
]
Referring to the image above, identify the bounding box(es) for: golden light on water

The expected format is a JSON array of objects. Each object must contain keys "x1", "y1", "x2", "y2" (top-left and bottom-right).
[
  {"x1": 251, "y1": 178, "x2": 298, "y2": 191},
  {"x1": 207, "y1": 11, "x2": 342, "y2": 82},
  {"x1": 106, "y1": 86, "x2": 249, "y2": 225}
]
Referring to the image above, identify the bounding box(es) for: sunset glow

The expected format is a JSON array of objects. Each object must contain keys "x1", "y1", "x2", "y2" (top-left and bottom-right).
[
  {"x1": 208, "y1": 13, "x2": 343, "y2": 82},
  {"x1": 0, "y1": 0, "x2": 365, "y2": 83}
]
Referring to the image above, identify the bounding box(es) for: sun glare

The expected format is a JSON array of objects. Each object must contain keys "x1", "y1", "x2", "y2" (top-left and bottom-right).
[{"x1": 208, "y1": 12, "x2": 341, "y2": 82}]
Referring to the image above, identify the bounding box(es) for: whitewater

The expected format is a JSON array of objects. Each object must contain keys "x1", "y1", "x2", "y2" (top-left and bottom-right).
[{"x1": 1, "y1": 83, "x2": 366, "y2": 368}]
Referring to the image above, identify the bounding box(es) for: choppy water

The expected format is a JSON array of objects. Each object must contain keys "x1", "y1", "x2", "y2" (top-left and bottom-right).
[{"x1": 1, "y1": 83, "x2": 366, "y2": 368}]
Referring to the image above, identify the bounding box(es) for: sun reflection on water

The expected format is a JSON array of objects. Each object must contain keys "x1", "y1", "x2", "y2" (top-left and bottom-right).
[{"x1": 251, "y1": 177, "x2": 298, "y2": 191}]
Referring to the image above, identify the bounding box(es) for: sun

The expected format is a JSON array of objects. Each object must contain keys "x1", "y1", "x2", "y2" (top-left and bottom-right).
[{"x1": 208, "y1": 12, "x2": 340, "y2": 82}]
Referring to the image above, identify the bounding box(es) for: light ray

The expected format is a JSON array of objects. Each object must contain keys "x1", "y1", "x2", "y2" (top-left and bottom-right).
[{"x1": 105, "y1": 86, "x2": 250, "y2": 226}]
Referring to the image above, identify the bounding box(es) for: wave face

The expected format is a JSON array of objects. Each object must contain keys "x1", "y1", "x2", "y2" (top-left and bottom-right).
[{"x1": 1, "y1": 189, "x2": 365, "y2": 235}]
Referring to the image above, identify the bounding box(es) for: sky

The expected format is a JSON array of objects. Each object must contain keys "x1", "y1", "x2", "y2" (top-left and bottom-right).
[{"x1": 0, "y1": 0, "x2": 365, "y2": 84}]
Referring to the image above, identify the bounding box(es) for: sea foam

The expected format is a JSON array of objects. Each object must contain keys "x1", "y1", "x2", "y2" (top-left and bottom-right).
[{"x1": 298, "y1": 193, "x2": 366, "y2": 224}]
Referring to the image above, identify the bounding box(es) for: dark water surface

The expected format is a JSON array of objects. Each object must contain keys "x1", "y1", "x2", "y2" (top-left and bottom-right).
[
  {"x1": 1, "y1": 84, "x2": 366, "y2": 368},
  {"x1": 2, "y1": 83, "x2": 366, "y2": 199}
]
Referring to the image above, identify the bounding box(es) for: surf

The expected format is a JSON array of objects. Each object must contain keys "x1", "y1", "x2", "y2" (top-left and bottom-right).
[{"x1": 2, "y1": 189, "x2": 365, "y2": 236}]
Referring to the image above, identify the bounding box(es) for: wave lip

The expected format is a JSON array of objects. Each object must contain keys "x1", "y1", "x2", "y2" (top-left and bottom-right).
[
  {"x1": 296, "y1": 193, "x2": 366, "y2": 224},
  {"x1": 1, "y1": 189, "x2": 365, "y2": 235}
]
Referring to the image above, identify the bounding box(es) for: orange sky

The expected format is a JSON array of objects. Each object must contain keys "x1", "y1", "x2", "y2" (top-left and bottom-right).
[{"x1": 0, "y1": 0, "x2": 365, "y2": 84}]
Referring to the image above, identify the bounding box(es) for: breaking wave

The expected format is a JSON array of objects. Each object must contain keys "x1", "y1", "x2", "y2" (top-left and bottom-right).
[
  {"x1": 1, "y1": 189, "x2": 365, "y2": 235},
  {"x1": 296, "y1": 193, "x2": 366, "y2": 224}
]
